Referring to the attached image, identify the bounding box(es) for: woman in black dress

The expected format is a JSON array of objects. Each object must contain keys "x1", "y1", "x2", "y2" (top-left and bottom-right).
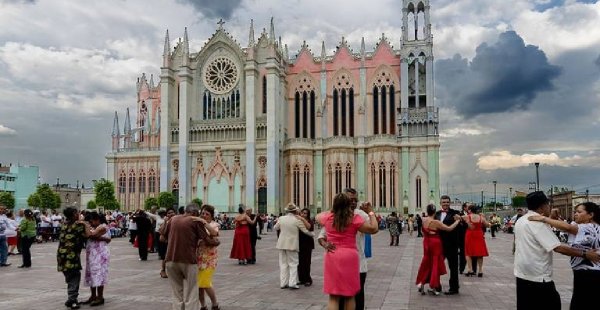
[{"x1": 297, "y1": 208, "x2": 314, "y2": 286}]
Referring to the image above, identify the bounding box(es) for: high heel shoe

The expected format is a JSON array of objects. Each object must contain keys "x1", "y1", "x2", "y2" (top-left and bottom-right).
[
  {"x1": 417, "y1": 284, "x2": 425, "y2": 295},
  {"x1": 464, "y1": 271, "x2": 475, "y2": 277},
  {"x1": 427, "y1": 288, "x2": 440, "y2": 296},
  {"x1": 478, "y1": 273, "x2": 483, "y2": 277}
]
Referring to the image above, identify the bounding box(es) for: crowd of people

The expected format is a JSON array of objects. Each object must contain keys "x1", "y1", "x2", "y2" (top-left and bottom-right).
[{"x1": 2, "y1": 188, "x2": 600, "y2": 310}]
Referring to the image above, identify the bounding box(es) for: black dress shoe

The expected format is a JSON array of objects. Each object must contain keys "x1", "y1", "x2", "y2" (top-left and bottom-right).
[
  {"x1": 0, "y1": 263, "x2": 11, "y2": 267},
  {"x1": 444, "y1": 290, "x2": 459, "y2": 295}
]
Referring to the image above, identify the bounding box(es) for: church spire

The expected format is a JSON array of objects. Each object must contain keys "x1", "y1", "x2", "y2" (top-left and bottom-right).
[
  {"x1": 269, "y1": 17, "x2": 275, "y2": 44},
  {"x1": 112, "y1": 111, "x2": 120, "y2": 137},
  {"x1": 149, "y1": 74, "x2": 155, "y2": 89},
  {"x1": 182, "y1": 27, "x2": 189, "y2": 66},
  {"x1": 284, "y1": 44, "x2": 289, "y2": 61},
  {"x1": 163, "y1": 29, "x2": 170, "y2": 67},
  {"x1": 248, "y1": 19, "x2": 255, "y2": 47},
  {"x1": 360, "y1": 37, "x2": 366, "y2": 64},
  {"x1": 321, "y1": 41, "x2": 326, "y2": 70},
  {"x1": 124, "y1": 108, "x2": 131, "y2": 135}
]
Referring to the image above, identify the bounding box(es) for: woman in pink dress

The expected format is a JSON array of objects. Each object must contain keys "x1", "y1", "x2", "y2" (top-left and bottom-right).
[
  {"x1": 317, "y1": 193, "x2": 378, "y2": 310},
  {"x1": 415, "y1": 204, "x2": 461, "y2": 295},
  {"x1": 81, "y1": 211, "x2": 111, "y2": 306}
]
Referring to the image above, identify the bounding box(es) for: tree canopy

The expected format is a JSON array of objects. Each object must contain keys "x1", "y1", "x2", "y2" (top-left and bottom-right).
[
  {"x1": 144, "y1": 197, "x2": 158, "y2": 210},
  {"x1": 157, "y1": 192, "x2": 176, "y2": 209},
  {"x1": 0, "y1": 192, "x2": 15, "y2": 209},
  {"x1": 87, "y1": 200, "x2": 97, "y2": 210},
  {"x1": 94, "y1": 178, "x2": 119, "y2": 210},
  {"x1": 27, "y1": 184, "x2": 61, "y2": 210}
]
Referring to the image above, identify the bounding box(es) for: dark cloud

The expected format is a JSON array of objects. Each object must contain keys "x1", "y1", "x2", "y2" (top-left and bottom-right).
[
  {"x1": 178, "y1": 0, "x2": 242, "y2": 19},
  {"x1": 0, "y1": 0, "x2": 36, "y2": 4},
  {"x1": 595, "y1": 54, "x2": 600, "y2": 68},
  {"x1": 436, "y1": 31, "x2": 561, "y2": 117}
]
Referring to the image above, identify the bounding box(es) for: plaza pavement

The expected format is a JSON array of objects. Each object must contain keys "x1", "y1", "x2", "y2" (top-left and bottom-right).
[{"x1": 0, "y1": 228, "x2": 574, "y2": 310}]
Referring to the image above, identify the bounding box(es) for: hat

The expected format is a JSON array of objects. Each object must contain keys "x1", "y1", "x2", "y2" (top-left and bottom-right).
[
  {"x1": 526, "y1": 191, "x2": 549, "y2": 210},
  {"x1": 286, "y1": 203, "x2": 299, "y2": 213}
]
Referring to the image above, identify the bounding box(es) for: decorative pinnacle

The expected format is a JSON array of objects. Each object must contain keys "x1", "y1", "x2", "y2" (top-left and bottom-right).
[
  {"x1": 269, "y1": 17, "x2": 275, "y2": 43},
  {"x1": 248, "y1": 19, "x2": 255, "y2": 47}
]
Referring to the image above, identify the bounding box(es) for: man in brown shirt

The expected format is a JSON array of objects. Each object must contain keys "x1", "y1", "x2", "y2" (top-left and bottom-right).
[{"x1": 161, "y1": 203, "x2": 208, "y2": 310}]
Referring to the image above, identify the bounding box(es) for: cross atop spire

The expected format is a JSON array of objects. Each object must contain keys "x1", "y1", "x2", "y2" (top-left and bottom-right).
[{"x1": 217, "y1": 19, "x2": 225, "y2": 30}]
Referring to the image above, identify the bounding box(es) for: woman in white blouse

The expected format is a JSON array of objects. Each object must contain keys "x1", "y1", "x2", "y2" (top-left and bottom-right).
[{"x1": 529, "y1": 202, "x2": 600, "y2": 310}]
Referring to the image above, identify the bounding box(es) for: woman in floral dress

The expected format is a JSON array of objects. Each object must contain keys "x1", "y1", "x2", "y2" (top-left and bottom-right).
[
  {"x1": 81, "y1": 212, "x2": 111, "y2": 307},
  {"x1": 197, "y1": 205, "x2": 221, "y2": 310}
]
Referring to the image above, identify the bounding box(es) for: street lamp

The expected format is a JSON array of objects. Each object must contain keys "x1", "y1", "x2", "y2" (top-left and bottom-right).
[
  {"x1": 493, "y1": 180, "x2": 497, "y2": 212},
  {"x1": 534, "y1": 162, "x2": 540, "y2": 191}
]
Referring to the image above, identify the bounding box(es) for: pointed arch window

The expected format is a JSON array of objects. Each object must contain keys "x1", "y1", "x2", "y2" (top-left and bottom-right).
[
  {"x1": 139, "y1": 171, "x2": 147, "y2": 194},
  {"x1": 128, "y1": 170, "x2": 136, "y2": 193},
  {"x1": 345, "y1": 163, "x2": 352, "y2": 189},
  {"x1": 118, "y1": 171, "x2": 126, "y2": 194},
  {"x1": 416, "y1": 176, "x2": 422, "y2": 210},
  {"x1": 390, "y1": 163, "x2": 396, "y2": 208},
  {"x1": 148, "y1": 170, "x2": 157, "y2": 193},
  {"x1": 370, "y1": 163, "x2": 376, "y2": 204},
  {"x1": 372, "y1": 70, "x2": 395, "y2": 135},
  {"x1": 333, "y1": 73, "x2": 355, "y2": 137},
  {"x1": 202, "y1": 90, "x2": 240, "y2": 120},
  {"x1": 303, "y1": 165, "x2": 310, "y2": 208},
  {"x1": 262, "y1": 75, "x2": 267, "y2": 114},
  {"x1": 328, "y1": 164, "x2": 333, "y2": 206},
  {"x1": 378, "y1": 162, "x2": 387, "y2": 208},
  {"x1": 293, "y1": 165, "x2": 300, "y2": 206},
  {"x1": 295, "y1": 92, "x2": 300, "y2": 138},
  {"x1": 335, "y1": 163, "x2": 343, "y2": 196}
]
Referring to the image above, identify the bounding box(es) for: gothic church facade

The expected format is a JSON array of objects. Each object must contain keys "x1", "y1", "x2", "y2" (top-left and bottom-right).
[{"x1": 106, "y1": 0, "x2": 440, "y2": 215}]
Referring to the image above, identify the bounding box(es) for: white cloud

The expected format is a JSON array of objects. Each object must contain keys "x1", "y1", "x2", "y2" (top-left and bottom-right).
[
  {"x1": 476, "y1": 150, "x2": 600, "y2": 170},
  {"x1": 0, "y1": 124, "x2": 17, "y2": 136},
  {"x1": 440, "y1": 124, "x2": 495, "y2": 139}
]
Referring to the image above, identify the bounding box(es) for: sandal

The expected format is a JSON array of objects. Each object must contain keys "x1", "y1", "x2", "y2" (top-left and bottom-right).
[
  {"x1": 160, "y1": 270, "x2": 168, "y2": 278},
  {"x1": 211, "y1": 305, "x2": 221, "y2": 310}
]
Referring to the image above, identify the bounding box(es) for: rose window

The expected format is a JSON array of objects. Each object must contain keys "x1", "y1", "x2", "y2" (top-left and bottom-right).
[{"x1": 203, "y1": 57, "x2": 239, "y2": 94}]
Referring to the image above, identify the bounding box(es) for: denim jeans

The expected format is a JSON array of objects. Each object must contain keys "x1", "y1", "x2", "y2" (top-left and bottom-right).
[{"x1": 0, "y1": 235, "x2": 7, "y2": 264}]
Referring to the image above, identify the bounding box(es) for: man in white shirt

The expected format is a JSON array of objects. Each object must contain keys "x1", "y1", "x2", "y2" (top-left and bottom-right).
[
  {"x1": 0, "y1": 204, "x2": 11, "y2": 267},
  {"x1": 51, "y1": 209, "x2": 63, "y2": 241},
  {"x1": 318, "y1": 188, "x2": 378, "y2": 310},
  {"x1": 274, "y1": 203, "x2": 313, "y2": 289},
  {"x1": 514, "y1": 191, "x2": 595, "y2": 309}
]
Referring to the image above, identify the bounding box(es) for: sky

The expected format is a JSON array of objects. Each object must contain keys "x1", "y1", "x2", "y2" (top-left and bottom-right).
[{"x1": 0, "y1": 0, "x2": 599, "y2": 202}]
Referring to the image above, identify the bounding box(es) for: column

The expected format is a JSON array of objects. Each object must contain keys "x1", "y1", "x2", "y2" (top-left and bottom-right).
[
  {"x1": 425, "y1": 56, "x2": 434, "y2": 108},
  {"x1": 315, "y1": 151, "x2": 323, "y2": 212},
  {"x1": 320, "y1": 69, "x2": 327, "y2": 138},
  {"x1": 266, "y1": 63, "x2": 280, "y2": 214},
  {"x1": 401, "y1": 148, "x2": 411, "y2": 214},
  {"x1": 178, "y1": 67, "x2": 192, "y2": 205},
  {"x1": 400, "y1": 59, "x2": 409, "y2": 110},
  {"x1": 360, "y1": 65, "x2": 367, "y2": 136},
  {"x1": 245, "y1": 62, "x2": 257, "y2": 208},
  {"x1": 159, "y1": 68, "x2": 174, "y2": 191},
  {"x1": 357, "y1": 148, "x2": 366, "y2": 200}
]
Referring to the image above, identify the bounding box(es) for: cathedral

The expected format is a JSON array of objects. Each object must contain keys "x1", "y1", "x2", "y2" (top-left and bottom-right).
[{"x1": 106, "y1": 0, "x2": 440, "y2": 215}]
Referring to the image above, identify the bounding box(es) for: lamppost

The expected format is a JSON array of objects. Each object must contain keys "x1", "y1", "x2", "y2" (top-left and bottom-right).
[
  {"x1": 509, "y1": 187, "x2": 513, "y2": 209},
  {"x1": 534, "y1": 162, "x2": 540, "y2": 191},
  {"x1": 493, "y1": 180, "x2": 497, "y2": 212}
]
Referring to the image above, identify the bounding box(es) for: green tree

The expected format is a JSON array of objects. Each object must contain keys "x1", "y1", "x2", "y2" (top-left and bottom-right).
[
  {"x1": 512, "y1": 196, "x2": 526, "y2": 208},
  {"x1": 191, "y1": 198, "x2": 202, "y2": 207},
  {"x1": 94, "y1": 178, "x2": 119, "y2": 210},
  {"x1": 87, "y1": 200, "x2": 97, "y2": 209},
  {"x1": 27, "y1": 193, "x2": 41, "y2": 208},
  {"x1": 0, "y1": 192, "x2": 15, "y2": 209},
  {"x1": 157, "y1": 192, "x2": 176, "y2": 209},
  {"x1": 144, "y1": 197, "x2": 158, "y2": 210},
  {"x1": 27, "y1": 184, "x2": 60, "y2": 210}
]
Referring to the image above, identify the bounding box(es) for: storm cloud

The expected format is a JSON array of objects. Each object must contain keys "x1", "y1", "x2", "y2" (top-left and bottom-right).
[
  {"x1": 436, "y1": 31, "x2": 562, "y2": 118},
  {"x1": 179, "y1": 0, "x2": 242, "y2": 19}
]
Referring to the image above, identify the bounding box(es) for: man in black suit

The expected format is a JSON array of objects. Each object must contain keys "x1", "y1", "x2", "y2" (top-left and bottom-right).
[
  {"x1": 434, "y1": 195, "x2": 461, "y2": 295},
  {"x1": 246, "y1": 208, "x2": 259, "y2": 264}
]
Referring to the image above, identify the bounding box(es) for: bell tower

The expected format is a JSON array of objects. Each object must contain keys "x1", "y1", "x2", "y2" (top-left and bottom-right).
[{"x1": 399, "y1": 0, "x2": 439, "y2": 215}]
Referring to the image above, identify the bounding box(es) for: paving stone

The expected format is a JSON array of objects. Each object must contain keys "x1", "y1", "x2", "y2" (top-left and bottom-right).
[{"x1": 0, "y1": 229, "x2": 574, "y2": 309}]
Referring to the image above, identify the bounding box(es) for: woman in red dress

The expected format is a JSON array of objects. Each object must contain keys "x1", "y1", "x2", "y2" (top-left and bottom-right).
[
  {"x1": 416, "y1": 204, "x2": 461, "y2": 295},
  {"x1": 462, "y1": 205, "x2": 490, "y2": 277},
  {"x1": 229, "y1": 206, "x2": 256, "y2": 265}
]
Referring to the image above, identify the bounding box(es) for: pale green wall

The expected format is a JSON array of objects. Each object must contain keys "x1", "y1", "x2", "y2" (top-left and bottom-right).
[
  {"x1": 208, "y1": 177, "x2": 229, "y2": 212},
  {"x1": 233, "y1": 175, "x2": 241, "y2": 208},
  {"x1": 196, "y1": 174, "x2": 203, "y2": 200}
]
